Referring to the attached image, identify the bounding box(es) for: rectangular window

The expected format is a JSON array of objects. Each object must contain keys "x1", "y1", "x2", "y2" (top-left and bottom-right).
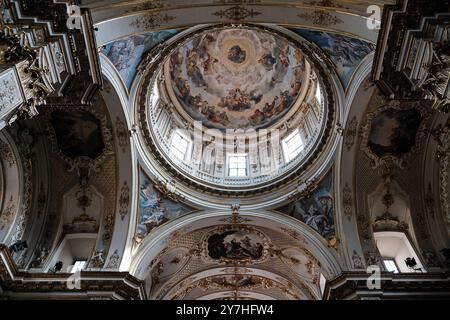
[
  {"x1": 228, "y1": 154, "x2": 248, "y2": 177},
  {"x1": 70, "y1": 260, "x2": 86, "y2": 273},
  {"x1": 282, "y1": 129, "x2": 305, "y2": 162},
  {"x1": 170, "y1": 131, "x2": 190, "y2": 161},
  {"x1": 383, "y1": 259, "x2": 399, "y2": 274}
]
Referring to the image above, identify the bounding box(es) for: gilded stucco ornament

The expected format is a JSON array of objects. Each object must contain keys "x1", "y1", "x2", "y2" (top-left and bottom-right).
[
  {"x1": 213, "y1": 6, "x2": 262, "y2": 21},
  {"x1": 42, "y1": 106, "x2": 114, "y2": 175},
  {"x1": 8, "y1": 125, "x2": 34, "y2": 247},
  {"x1": 105, "y1": 249, "x2": 121, "y2": 269},
  {"x1": 130, "y1": 12, "x2": 175, "y2": 29},
  {"x1": 351, "y1": 250, "x2": 365, "y2": 269},
  {"x1": 115, "y1": 117, "x2": 129, "y2": 153},
  {"x1": 345, "y1": 116, "x2": 358, "y2": 151},
  {"x1": 431, "y1": 118, "x2": 450, "y2": 231},
  {"x1": 0, "y1": 196, "x2": 15, "y2": 230},
  {"x1": 89, "y1": 250, "x2": 106, "y2": 268},
  {"x1": 119, "y1": 181, "x2": 130, "y2": 221},
  {"x1": 297, "y1": 10, "x2": 343, "y2": 27},
  {"x1": 342, "y1": 182, "x2": 353, "y2": 221},
  {"x1": 0, "y1": 139, "x2": 15, "y2": 167}
]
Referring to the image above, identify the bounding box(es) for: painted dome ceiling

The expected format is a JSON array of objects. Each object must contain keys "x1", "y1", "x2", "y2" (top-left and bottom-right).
[
  {"x1": 138, "y1": 25, "x2": 331, "y2": 193},
  {"x1": 166, "y1": 28, "x2": 307, "y2": 130}
]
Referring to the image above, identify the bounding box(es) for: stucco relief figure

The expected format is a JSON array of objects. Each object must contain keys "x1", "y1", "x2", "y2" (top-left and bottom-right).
[{"x1": 207, "y1": 229, "x2": 265, "y2": 261}]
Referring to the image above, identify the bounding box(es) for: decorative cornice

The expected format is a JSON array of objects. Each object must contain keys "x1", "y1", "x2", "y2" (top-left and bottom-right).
[
  {"x1": 0, "y1": 244, "x2": 146, "y2": 299},
  {"x1": 324, "y1": 271, "x2": 450, "y2": 300}
]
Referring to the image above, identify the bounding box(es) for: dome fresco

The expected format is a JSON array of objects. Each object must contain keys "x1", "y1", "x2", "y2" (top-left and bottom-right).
[
  {"x1": 167, "y1": 28, "x2": 307, "y2": 130},
  {"x1": 140, "y1": 25, "x2": 331, "y2": 191}
]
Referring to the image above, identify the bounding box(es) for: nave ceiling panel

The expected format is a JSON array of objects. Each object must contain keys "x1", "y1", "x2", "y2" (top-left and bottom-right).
[{"x1": 143, "y1": 223, "x2": 331, "y2": 300}]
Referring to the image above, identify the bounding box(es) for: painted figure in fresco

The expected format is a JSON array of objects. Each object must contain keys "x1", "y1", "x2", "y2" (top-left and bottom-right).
[
  {"x1": 279, "y1": 40, "x2": 291, "y2": 68},
  {"x1": 227, "y1": 45, "x2": 247, "y2": 64},
  {"x1": 249, "y1": 109, "x2": 266, "y2": 126},
  {"x1": 291, "y1": 188, "x2": 334, "y2": 240},
  {"x1": 50, "y1": 110, "x2": 105, "y2": 160},
  {"x1": 138, "y1": 173, "x2": 194, "y2": 238},
  {"x1": 368, "y1": 108, "x2": 422, "y2": 158},
  {"x1": 278, "y1": 174, "x2": 335, "y2": 240},
  {"x1": 259, "y1": 53, "x2": 277, "y2": 71},
  {"x1": 169, "y1": 29, "x2": 306, "y2": 130},
  {"x1": 208, "y1": 230, "x2": 264, "y2": 261},
  {"x1": 262, "y1": 96, "x2": 279, "y2": 117},
  {"x1": 293, "y1": 29, "x2": 374, "y2": 87},
  {"x1": 104, "y1": 30, "x2": 178, "y2": 89},
  {"x1": 138, "y1": 180, "x2": 168, "y2": 236},
  {"x1": 329, "y1": 34, "x2": 374, "y2": 68},
  {"x1": 249, "y1": 89, "x2": 263, "y2": 104},
  {"x1": 219, "y1": 88, "x2": 252, "y2": 111}
]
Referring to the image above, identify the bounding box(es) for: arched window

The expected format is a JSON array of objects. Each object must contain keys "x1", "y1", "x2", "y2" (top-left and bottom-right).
[{"x1": 374, "y1": 231, "x2": 425, "y2": 273}]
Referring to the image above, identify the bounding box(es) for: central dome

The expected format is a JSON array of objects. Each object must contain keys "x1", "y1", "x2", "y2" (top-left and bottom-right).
[
  {"x1": 137, "y1": 25, "x2": 334, "y2": 195},
  {"x1": 166, "y1": 28, "x2": 306, "y2": 130}
]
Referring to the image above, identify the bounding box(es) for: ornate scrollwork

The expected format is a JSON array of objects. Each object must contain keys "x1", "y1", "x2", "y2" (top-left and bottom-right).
[
  {"x1": 351, "y1": 250, "x2": 365, "y2": 269},
  {"x1": 421, "y1": 42, "x2": 450, "y2": 113},
  {"x1": 105, "y1": 249, "x2": 121, "y2": 269},
  {"x1": 213, "y1": 6, "x2": 262, "y2": 21},
  {"x1": 345, "y1": 116, "x2": 358, "y2": 151},
  {"x1": 0, "y1": 196, "x2": 15, "y2": 230},
  {"x1": 89, "y1": 249, "x2": 106, "y2": 268},
  {"x1": 297, "y1": 10, "x2": 343, "y2": 27},
  {"x1": 342, "y1": 182, "x2": 353, "y2": 221},
  {"x1": 42, "y1": 105, "x2": 114, "y2": 175},
  {"x1": 119, "y1": 181, "x2": 130, "y2": 221},
  {"x1": 431, "y1": 117, "x2": 450, "y2": 230},
  {"x1": 0, "y1": 139, "x2": 15, "y2": 167},
  {"x1": 130, "y1": 12, "x2": 175, "y2": 29},
  {"x1": 115, "y1": 117, "x2": 129, "y2": 153}
]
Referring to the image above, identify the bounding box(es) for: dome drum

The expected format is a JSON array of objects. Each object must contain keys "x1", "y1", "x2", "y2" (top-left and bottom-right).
[{"x1": 136, "y1": 24, "x2": 337, "y2": 197}]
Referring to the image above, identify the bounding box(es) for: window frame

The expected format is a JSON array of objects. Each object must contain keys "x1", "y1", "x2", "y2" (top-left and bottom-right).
[
  {"x1": 383, "y1": 258, "x2": 400, "y2": 274},
  {"x1": 282, "y1": 129, "x2": 305, "y2": 163},
  {"x1": 227, "y1": 154, "x2": 248, "y2": 177},
  {"x1": 170, "y1": 130, "x2": 191, "y2": 161}
]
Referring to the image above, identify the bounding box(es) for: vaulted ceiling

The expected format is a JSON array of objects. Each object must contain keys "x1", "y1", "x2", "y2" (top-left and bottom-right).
[{"x1": 0, "y1": 0, "x2": 449, "y2": 300}]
